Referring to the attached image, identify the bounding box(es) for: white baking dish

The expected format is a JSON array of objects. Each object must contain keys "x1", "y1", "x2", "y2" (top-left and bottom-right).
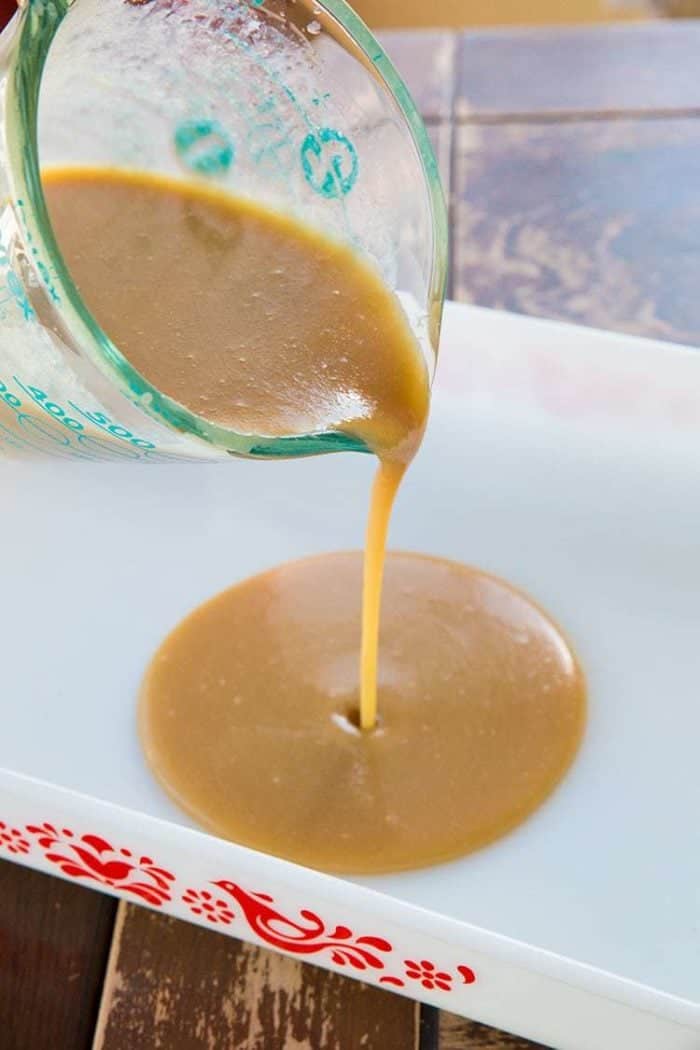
[{"x1": 1, "y1": 301, "x2": 698, "y2": 1049}]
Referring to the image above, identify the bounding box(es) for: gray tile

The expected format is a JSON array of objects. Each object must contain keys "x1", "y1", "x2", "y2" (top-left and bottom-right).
[
  {"x1": 456, "y1": 22, "x2": 700, "y2": 119},
  {"x1": 451, "y1": 117, "x2": 700, "y2": 346}
]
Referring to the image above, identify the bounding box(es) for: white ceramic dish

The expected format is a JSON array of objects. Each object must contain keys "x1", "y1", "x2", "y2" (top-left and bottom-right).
[{"x1": 1, "y1": 302, "x2": 699, "y2": 1049}]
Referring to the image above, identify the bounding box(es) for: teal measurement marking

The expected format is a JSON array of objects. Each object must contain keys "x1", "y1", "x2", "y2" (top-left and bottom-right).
[
  {"x1": 174, "y1": 119, "x2": 234, "y2": 176},
  {"x1": 5, "y1": 270, "x2": 35, "y2": 322},
  {"x1": 301, "y1": 128, "x2": 359, "y2": 199}
]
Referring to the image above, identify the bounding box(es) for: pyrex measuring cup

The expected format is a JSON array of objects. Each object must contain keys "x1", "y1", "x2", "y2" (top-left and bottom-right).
[{"x1": 0, "y1": 0, "x2": 447, "y2": 463}]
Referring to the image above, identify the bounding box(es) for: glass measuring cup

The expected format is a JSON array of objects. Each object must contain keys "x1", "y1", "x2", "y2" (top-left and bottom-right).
[{"x1": 0, "y1": 0, "x2": 446, "y2": 463}]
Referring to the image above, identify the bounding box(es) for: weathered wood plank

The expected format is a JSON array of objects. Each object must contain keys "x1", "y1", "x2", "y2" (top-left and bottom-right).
[
  {"x1": 350, "y1": 0, "x2": 652, "y2": 30},
  {"x1": 94, "y1": 903, "x2": 420, "y2": 1050},
  {"x1": 0, "y1": 859, "x2": 116, "y2": 1050},
  {"x1": 440, "y1": 1012, "x2": 551, "y2": 1049}
]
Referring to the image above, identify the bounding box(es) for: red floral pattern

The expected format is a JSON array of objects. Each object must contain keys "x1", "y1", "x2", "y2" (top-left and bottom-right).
[
  {"x1": 26, "y1": 823, "x2": 175, "y2": 906},
  {"x1": 213, "y1": 881, "x2": 392, "y2": 970},
  {"x1": 182, "y1": 888, "x2": 234, "y2": 925},
  {"x1": 0, "y1": 822, "x2": 30, "y2": 855},
  {"x1": 3, "y1": 816, "x2": 478, "y2": 994},
  {"x1": 405, "y1": 959, "x2": 452, "y2": 991}
]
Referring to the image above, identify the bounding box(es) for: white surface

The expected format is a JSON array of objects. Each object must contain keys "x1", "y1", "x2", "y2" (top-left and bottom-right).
[{"x1": 2, "y1": 301, "x2": 699, "y2": 1009}]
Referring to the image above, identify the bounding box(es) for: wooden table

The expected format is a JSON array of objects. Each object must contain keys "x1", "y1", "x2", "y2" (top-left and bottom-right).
[{"x1": 4, "y1": 17, "x2": 700, "y2": 1050}]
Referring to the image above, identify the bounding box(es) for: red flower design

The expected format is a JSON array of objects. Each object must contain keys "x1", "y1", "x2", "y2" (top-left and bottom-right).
[
  {"x1": 213, "y1": 881, "x2": 392, "y2": 970},
  {"x1": 182, "y1": 888, "x2": 234, "y2": 925},
  {"x1": 404, "y1": 959, "x2": 452, "y2": 991},
  {"x1": 26, "y1": 823, "x2": 174, "y2": 906},
  {"x1": 15, "y1": 820, "x2": 476, "y2": 998},
  {"x1": 0, "y1": 822, "x2": 30, "y2": 855}
]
